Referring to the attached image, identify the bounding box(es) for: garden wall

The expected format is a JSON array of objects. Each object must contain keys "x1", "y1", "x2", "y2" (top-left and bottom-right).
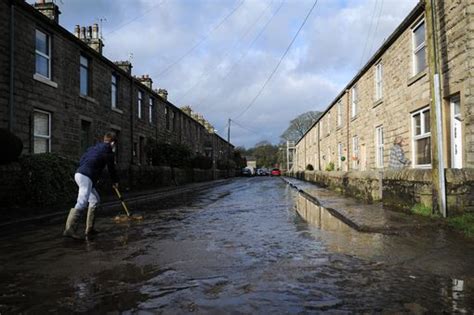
[{"x1": 290, "y1": 168, "x2": 474, "y2": 215}]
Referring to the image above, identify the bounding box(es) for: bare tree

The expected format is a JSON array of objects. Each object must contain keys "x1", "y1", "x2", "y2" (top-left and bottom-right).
[{"x1": 280, "y1": 111, "x2": 322, "y2": 143}]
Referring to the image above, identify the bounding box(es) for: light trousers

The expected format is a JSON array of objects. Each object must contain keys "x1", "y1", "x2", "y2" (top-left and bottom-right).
[{"x1": 74, "y1": 173, "x2": 100, "y2": 211}]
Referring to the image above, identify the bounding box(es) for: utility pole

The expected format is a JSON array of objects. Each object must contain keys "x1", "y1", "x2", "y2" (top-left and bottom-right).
[
  {"x1": 425, "y1": 0, "x2": 447, "y2": 217},
  {"x1": 227, "y1": 118, "x2": 231, "y2": 177},
  {"x1": 227, "y1": 118, "x2": 231, "y2": 146}
]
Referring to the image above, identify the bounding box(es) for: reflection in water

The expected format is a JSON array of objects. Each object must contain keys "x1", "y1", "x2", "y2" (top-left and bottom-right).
[
  {"x1": 294, "y1": 191, "x2": 474, "y2": 313},
  {"x1": 294, "y1": 192, "x2": 385, "y2": 259}
]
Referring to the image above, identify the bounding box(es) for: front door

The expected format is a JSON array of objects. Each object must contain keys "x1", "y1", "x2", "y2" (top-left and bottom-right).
[{"x1": 451, "y1": 96, "x2": 462, "y2": 168}]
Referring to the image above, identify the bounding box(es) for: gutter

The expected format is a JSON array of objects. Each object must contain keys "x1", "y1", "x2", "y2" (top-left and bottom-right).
[{"x1": 9, "y1": 1, "x2": 15, "y2": 132}]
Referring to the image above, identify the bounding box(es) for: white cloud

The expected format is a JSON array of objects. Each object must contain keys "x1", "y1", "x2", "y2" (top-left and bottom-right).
[{"x1": 40, "y1": 0, "x2": 417, "y2": 147}]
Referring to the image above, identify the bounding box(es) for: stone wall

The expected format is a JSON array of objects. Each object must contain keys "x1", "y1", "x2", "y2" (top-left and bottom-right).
[
  {"x1": 294, "y1": 170, "x2": 382, "y2": 203},
  {"x1": 0, "y1": 163, "x2": 232, "y2": 210},
  {"x1": 290, "y1": 169, "x2": 474, "y2": 215}
]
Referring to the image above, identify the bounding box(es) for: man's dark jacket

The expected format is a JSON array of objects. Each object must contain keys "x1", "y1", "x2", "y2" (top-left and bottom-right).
[{"x1": 76, "y1": 142, "x2": 119, "y2": 185}]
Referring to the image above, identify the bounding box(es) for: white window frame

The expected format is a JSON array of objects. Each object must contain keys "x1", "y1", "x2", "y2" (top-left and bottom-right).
[
  {"x1": 352, "y1": 136, "x2": 359, "y2": 169},
  {"x1": 337, "y1": 101, "x2": 343, "y2": 127},
  {"x1": 35, "y1": 29, "x2": 51, "y2": 79},
  {"x1": 165, "y1": 107, "x2": 170, "y2": 130},
  {"x1": 137, "y1": 91, "x2": 143, "y2": 119},
  {"x1": 80, "y1": 55, "x2": 89, "y2": 96},
  {"x1": 375, "y1": 62, "x2": 383, "y2": 101},
  {"x1": 33, "y1": 109, "x2": 51, "y2": 153},
  {"x1": 411, "y1": 107, "x2": 431, "y2": 168},
  {"x1": 337, "y1": 143, "x2": 343, "y2": 169},
  {"x1": 148, "y1": 97, "x2": 154, "y2": 124},
  {"x1": 412, "y1": 19, "x2": 426, "y2": 75},
  {"x1": 111, "y1": 74, "x2": 118, "y2": 109},
  {"x1": 351, "y1": 85, "x2": 358, "y2": 118},
  {"x1": 327, "y1": 112, "x2": 331, "y2": 135},
  {"x1": 375, "y1": 125, "x2": 384, "y2": 168}
]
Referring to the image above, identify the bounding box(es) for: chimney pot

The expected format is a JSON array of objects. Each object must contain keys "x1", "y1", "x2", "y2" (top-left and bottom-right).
[
  {"x1": 34, "y1": 0, "x2": 61, "y2": 23},
  {"x1": 92, "y1": 23, "x2": 99, "y2": 39}
]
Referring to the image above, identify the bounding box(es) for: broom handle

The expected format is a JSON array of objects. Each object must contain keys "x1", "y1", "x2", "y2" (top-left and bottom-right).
[{"x1": 113, "y1": 186, "x2": 131, "y2": 217}]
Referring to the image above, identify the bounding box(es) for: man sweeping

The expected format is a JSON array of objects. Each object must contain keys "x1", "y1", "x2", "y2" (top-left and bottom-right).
[{"x1": 63, "y1": 132, "x2": 119, "y2": 239}]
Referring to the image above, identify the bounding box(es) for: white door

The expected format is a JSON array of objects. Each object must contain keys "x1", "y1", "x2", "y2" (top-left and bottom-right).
[{"x1": 451, "y1": 97, "x2": 462, "y2": 168}]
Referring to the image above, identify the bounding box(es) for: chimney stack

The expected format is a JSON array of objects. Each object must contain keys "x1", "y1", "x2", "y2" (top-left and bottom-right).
[
  {"x1": 157, "y1": 88, "x2": 168, "y2": 100},
  {"x1": 136, "y1": 75, "x2": 153, "y2": 90},
  {"x1": 180, "y1": 105, "x2": 192, "y2": 116},
  {"x1": 114, "y1": 61, "x2": 133, "y2": 75},
  {"x1": 75, "y1": 23, "x2": 104, "y2": 54},
  {"x1": 34, "y1": 0, "x2": 61, "y2": 23}
]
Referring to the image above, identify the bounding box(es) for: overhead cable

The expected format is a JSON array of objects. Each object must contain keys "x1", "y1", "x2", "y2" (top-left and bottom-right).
[
  {"x1": 156, "y1": 0, "x2": 246, "y2": 78},
  {"x1": 195, "y1": 0, "x2": 285, "y2": 109},
  {"x1": 233, "y1": 0, "x2": 319, "y2": 120},
  {"x1": 175, "y1": 0, "x2": 274, "y2": 105}
]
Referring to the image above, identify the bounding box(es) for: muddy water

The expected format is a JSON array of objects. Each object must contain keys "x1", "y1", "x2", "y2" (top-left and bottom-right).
[{"x1": 0, "y1": 177, "x2": 473, "y2": 313}]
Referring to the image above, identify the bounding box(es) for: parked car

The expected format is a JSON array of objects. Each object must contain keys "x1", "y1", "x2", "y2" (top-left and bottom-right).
[
  {"x1": 241, "y1": 168, "x2": 252, "y2": 176},
  {"x1": 270, "y1": 168, "x2": 281, "y2": 176},
  {"x1": 256, "y1": 168, "x2": 268, "y2": 176}
]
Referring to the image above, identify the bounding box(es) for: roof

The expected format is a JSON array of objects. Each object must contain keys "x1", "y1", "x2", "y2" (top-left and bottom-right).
[{"x1": 296, "y1": 1, "x2": 425, "y2": 145}]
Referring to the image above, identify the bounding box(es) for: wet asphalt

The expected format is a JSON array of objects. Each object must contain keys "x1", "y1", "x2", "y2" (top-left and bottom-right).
[{"x1": 0, "y1": 177, "x2": 473, "y2": 314}]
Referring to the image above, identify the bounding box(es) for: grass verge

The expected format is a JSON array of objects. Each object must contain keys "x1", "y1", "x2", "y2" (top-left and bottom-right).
[
  {"x1": 410, "y1": 203, "x2": 435, "y2": 217},
  {"x1": 447, "y1": 213, "x2": 474, "y2": 238}
]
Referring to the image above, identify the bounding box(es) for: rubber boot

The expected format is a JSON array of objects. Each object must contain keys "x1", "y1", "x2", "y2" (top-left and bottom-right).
[
  {"x1": 63, "y1": 208, "x2": 82, "y2": 239},
  {"x1": 85, "y1": 206, "x2": 98, "y2": 236}
]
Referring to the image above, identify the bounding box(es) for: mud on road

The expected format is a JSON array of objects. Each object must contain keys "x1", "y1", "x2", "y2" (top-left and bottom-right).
[{"x1": 0, "y1": 177, "x2": 473, "y2": 313}]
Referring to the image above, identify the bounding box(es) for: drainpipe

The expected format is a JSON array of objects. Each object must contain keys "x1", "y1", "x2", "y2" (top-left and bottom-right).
[
  {"x1": 9, "y1": 2, "x2": 15, "y2": 133},
  {"x1": 130, "y1": 78, "x2": 134, "y2": 165},
  {"x1": 346, "y1": 89, "x2": 350, "y2": 172},
  {"x1": 318, "y1": 122, "x2": 321, "y2": 171}
]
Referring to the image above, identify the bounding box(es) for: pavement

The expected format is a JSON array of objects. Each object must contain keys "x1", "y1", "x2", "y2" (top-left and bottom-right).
[
  {"x1": 282, "y1": 176, "x2": 441, "y2": 234},
  {"x1": 0, "y1": 179, "x2": 231, "y2": 228}
]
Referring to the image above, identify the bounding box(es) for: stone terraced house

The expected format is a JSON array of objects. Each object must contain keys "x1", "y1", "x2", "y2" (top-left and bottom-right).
[
  {"x1": 293, "y1": 0, "x2": 474, "y2": 213},
  {"x1": 296, "y1": 1, "x2": 473, "y2": 172},
  {"x1": 0, "y1": 0, "x2": 233, "y2": 170}
]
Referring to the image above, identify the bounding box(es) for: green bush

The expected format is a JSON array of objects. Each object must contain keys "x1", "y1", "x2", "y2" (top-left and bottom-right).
[
  {"x1": 20, "y1": 153, "x2": 77, "y2": 207},
  {"x1": 146, "y1": 141, "x2": 192, "y2": 168},
  {"x1": 325, "y1": 162, "x2": 335, "y2": 171},
  {"x1": 217, "y1": 159, "x2": 236, "y2": 170},
  {"x1": 191, "y1": 154, "x2": 213, "y2": 169},
  {"x1": 0, "y1": 128, "x2": 23, "y2": 165}
]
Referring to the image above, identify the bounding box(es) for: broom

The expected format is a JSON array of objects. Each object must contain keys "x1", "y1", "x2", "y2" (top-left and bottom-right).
[{"x1": 112, "y1": 186, "x2": 144, "y2": 222}]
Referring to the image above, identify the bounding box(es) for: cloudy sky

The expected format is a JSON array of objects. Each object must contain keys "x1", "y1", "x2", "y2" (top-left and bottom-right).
[{"x1": 35, "y1": 0, "x2": 417, "y2": 148}]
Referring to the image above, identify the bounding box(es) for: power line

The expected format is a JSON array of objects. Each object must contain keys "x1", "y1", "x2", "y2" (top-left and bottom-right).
[
  {"x1": 194, "y1": 0, "x2": 285, "y2": 109},
  {"x1": 232, "y1": 119, "x2": 260, "y2": 135},
  {"x1": 233, "y1": 0, "x2": 319, "y2": 120},
  {"x1": 104, "y1": 0, "x2": 167, "y2": 38},
  {"x1": 367, "y1": 0, "x2": 385, "y2": 57},
  {"x1": 358, "y1": 0, "x2": 379, "y2": 68},
  {"x1": 155, "y1": 0, "x2": 246, "y2": 78},
  {"x1": 175, "y1": 0, "x2": 274, "y2": 105}
]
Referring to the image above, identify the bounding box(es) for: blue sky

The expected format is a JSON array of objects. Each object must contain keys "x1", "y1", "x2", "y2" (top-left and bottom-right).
[{"x1": 31, "y1": 0, "x2": 416, "y2": 148}]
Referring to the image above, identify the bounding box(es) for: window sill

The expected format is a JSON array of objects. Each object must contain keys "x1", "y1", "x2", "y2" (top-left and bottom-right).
[
  {"x1": 373, "y1": 99, "x2": 383, "y2": 108},
  {"x1": 33, "y1": 74, "x2": 58, "y2": 88},
  {"x1": 112, "y1": 107, "x2": 123, "y2": 114},
  {"x1": 350, "y1": 114, "x2": 358, "y2": 122},
  {"x1": 407, "y1": 70, "x2": 427, "y2": 86},
  {"x1": 79, "y1": 94, "x2": 99, "y2": 105}
]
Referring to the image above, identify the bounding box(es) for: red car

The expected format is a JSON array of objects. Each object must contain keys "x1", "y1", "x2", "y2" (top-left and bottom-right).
[{"x1": 270, "y1": 168, "x2": 281, "y2": 176}]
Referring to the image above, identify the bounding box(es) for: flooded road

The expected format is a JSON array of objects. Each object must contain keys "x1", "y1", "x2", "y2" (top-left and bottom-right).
[{"x1": 0, "y1": 177, "x2": 473, "y2": 313}]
